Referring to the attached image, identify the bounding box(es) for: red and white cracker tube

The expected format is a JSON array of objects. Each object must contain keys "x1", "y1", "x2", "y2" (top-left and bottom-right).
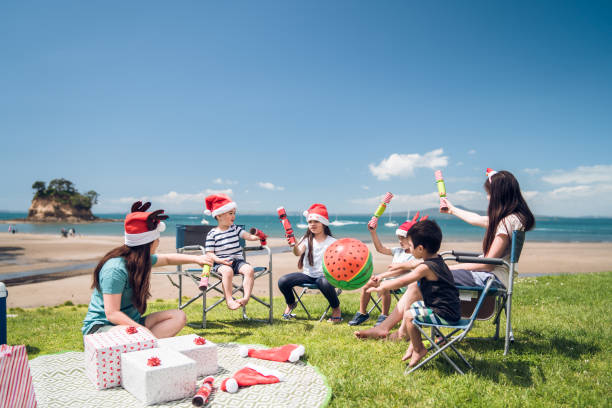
[
  {"x1": 192, "y1": 376, "x2": 215, "y2": 406},
  {"x1": 199, "y1": 264, "x2": 211, "y2": 290},
  {"x1": 277, "y1": 207, "x2": 296, "y2": 247},
  {"x1": 435, "y1": 170, "x2": 448, "y2": 211},
  {"x1": 368, "y1": 192, "x2": 393, "y2": 230}
]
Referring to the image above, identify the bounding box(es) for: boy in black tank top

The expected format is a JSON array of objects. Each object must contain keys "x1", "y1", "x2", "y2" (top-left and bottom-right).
[{"x1": 366, "y1": 219, "x2": 460, "y2": 367}]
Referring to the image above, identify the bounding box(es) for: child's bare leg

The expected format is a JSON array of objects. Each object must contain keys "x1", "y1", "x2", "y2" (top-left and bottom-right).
[
  {"x1": 381, "y1": 290, "x2": 391, "y2": 316},
  {"x1": 355, "y1": 282, "x2": 421, "y2": 339},
  {"x1": 220, "y1": 266, "x2": 241, "y2": 310},
  {"x1": 359, "y1": 286, "x2": 371, "y2": 315},
  {"x1": 403, "y1": 318, "x2": 427, "y2": 366},
  {"x1": 236, "y1": 264, "x2": 254, "y2": 306},
  {"x1": 398, "y1": 309, "x2": 413, "y2": 357}
]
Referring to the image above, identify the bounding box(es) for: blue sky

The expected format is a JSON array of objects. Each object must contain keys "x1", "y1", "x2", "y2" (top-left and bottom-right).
[{"x1": 1, "y1": 1, "x2": 611, "y2": 217}]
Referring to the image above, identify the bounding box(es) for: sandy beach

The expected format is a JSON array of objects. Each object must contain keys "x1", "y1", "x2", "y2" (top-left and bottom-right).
[{"x1": 1, "y1": 232, "x2": 611, "y2": 308}]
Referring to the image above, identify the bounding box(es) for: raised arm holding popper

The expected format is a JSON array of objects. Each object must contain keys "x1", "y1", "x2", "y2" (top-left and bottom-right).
[
  {"x1": 435, "y1": 170, "x2": 448, "y2": 211},
  {"x1": 368, "y1": 192, "x2": 394, "y2": 230},
  {"x1": 277, "y1": 207, "x2": 296, "y2": 247}
]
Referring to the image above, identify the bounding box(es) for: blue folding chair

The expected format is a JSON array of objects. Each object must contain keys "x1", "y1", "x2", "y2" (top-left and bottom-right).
[
  {"x1": 442, "y1": 230, "x2": 525, "y2": 356},
  {"x1": 154, "y1": 224, "x2": 273, "y2": 328},
  {"x1": 407, "y1": 230, "x2": 525, "y2": 374}
]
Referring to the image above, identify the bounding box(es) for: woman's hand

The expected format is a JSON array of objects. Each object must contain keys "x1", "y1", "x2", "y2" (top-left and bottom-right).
[
  {"x1": 195, "y1": 254, "x2": 230, "y2": 267},
  {"x1": 439, "y1": 197, "x2": 455, "y2": 214}
]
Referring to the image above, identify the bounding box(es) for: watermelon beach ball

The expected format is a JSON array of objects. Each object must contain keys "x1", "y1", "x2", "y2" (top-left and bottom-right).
[{"x1": 323, "y1": 238, "x2": 373, "y2": 290}]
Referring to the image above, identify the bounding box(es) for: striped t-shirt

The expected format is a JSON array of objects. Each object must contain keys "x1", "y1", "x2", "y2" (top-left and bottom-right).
[{"x1": 205, "y1": 224, "x2": 246, "y2": 260}]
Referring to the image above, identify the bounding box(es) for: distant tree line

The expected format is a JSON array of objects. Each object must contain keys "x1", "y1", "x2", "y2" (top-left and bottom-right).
[{"x1": 32, "y1": 178, "x2": 99, "y2": 210}]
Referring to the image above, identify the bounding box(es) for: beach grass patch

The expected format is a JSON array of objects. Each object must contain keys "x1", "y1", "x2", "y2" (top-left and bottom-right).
[{"x1": 7, "y1": 272, "x2": 612, "y2": 407}]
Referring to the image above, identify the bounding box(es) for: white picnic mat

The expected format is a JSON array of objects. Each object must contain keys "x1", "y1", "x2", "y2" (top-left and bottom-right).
[{"x1": 29, "y1": 343, "x2": 330, "y2": 407}]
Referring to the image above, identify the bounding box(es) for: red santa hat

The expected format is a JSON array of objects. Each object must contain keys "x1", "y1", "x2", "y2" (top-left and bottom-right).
[
  {"x1": 486, "y1": 168, "x2": 498, "y2": 182},
  {"x1": 302, "y1": 203, "x2": 330, "y2": 226},
  {"x1": 220, "y1": 364, "x2": 284, "y2": 393},
  {"x1": 204, "y1": 194, "x2": 237, "y2": 217},
  {"x1": 238, "y1": 344, "x2": 305, "y2": 363},
  {"x1": 395, "y1": 212, "x2": 429, "y2": 237},
  {"x1": 124, "y1": 201, "x2": 168, "y2": 247}
]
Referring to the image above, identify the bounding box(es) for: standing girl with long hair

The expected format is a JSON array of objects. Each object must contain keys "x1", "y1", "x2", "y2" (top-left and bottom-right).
[
  {"x1": 277, "y1": 204, "x2": 342, "y2": 323},
  {"x1": 82, "y1": 202, "x2": 228, "y2": 338}
]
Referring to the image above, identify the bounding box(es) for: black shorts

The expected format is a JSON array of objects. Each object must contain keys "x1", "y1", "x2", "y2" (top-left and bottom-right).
[{"x1": 213, "y1": 259, "x2": 250, "y2": 275}]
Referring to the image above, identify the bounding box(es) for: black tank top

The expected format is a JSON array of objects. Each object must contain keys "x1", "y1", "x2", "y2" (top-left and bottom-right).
[{"x1": 420, "y1": 256, "x2": 461, "y2": 322}]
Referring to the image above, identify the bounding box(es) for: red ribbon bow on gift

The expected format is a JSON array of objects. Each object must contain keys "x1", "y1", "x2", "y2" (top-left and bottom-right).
[
  {"x1": 126, "y1": 326, "x2": 138, "y2": 334},
  {"x1": 147, "y1": 357, "x2": 161, "y2": 366},
  {"x1": 194, "y1": 337, "x2": 207, "y2": 345}
]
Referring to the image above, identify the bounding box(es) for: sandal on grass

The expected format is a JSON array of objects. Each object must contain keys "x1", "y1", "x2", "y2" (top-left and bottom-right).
[{"x1": 327, "y1": 316, "x2": 343, "y2": 324}]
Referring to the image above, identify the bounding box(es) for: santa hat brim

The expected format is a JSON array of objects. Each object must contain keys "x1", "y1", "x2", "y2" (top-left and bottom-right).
[
  {"x1": 395, "y1": 229, "x2": 408, "y2": 237},
  {"x1": 208, "y1": 202, "x2": 237, "y2": 217},
  {"x1": 124, "y1": 221, "x2": 165, "y2": 247},
  {"x1": 303, "y1": 212, "x2": 329, "y2": 226}
]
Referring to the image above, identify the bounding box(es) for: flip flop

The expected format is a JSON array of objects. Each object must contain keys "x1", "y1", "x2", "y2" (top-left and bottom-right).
[{"x1": 327, "y1": 316, "x2": 343, "y2": 324}]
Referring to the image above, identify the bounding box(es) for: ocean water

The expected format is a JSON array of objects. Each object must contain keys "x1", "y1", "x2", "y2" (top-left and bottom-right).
[{"x1": 2, "y1": 212, "x2": 612, "y2": 243}]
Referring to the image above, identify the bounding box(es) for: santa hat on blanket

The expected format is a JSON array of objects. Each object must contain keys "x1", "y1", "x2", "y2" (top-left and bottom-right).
[
  {"x1": 303, "y1": 203, "x2": 330, "y2": 226},
  {"x1": 239, "y1": 344, "x2": 305, "y2": 363},
  {"x1": 395, "y1": 211, "x2": 429, "y2": 237},
  {"x1": 204, "y1": 194, "x2": 237, "y2": 217},
  {"x1": 124, "y1": 201, "x2": 168, "y2": 247},
  {"x1": 220, "y1": 364, "x2": 284, "y2": 393}
]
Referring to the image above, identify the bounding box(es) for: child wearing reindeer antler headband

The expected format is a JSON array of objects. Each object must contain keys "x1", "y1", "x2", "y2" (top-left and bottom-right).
[{"x1": 82, "y1": 201, "x2": 225, "y2": 338}]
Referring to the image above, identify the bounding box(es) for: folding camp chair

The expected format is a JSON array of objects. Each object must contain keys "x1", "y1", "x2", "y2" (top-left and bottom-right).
[
  {"x1": 406, "y1": 277, "x2": 496, "y2": 375},
  {"x1": 154, "y1": 224, "x2": 273, "y2": 328},
  {"x1": 291, "y1": 284, "x2": 342, "y2": 322},
  {"x1": 441, "y1": 230, "x2": 525, "y2": 356}
]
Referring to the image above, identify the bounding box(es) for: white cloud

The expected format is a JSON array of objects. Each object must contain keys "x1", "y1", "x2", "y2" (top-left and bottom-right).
[
  {"x1": 108, "y1": 189, "x2": 233, "y2": 209},
  {"x1": 523, "y1": 168, "x2": 541, "y2": 175},
  {"x1": 257, "y1": 182, "x2": 284, "y2": 191},
  {"x1": 468, "y1": 149, "x2": 476, "y2": 155},
  {"x1": 213, "y1": 178, "x2": 238, "y2": 185},
  {"x1": 368, "y1": 149, "x2": 449, "y2": 180},
  {"x1": 542, "y1": 165, "x2": 612, "y2": 185}
]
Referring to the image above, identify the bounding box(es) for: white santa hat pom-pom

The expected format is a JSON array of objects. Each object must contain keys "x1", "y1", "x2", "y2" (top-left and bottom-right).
[
  {"x1": 303, "y1": 210, "x2": 309, "y2": 217},
  {"x1": 157, "y1": 221, "x2": 166, "y2": 233},
  {"x1": 239, "y1": 346, "x2": 249, "y2": 358},
  {"x1": 204, "y1": 209, "x2": 212, "y2": 216},
  {"x1": 225, "y1": 378, "x2": 238, "y2": 393},
  {"x1": 288, "y1": 345, "x2": 305, "y2": 362}
]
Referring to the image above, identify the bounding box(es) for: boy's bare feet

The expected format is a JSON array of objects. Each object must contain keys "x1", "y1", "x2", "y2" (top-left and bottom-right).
[
  {"x1": 354, "y1": 326, "x2": 389, "y2": 339},
  {"x1": 226, "y1": 298, "x2": 241, "y2": 310},
  {"x1": 236, "y1": 297, "x2": 249, "y2": 307},
  {"x1": 407, "y1": 347, "x2": 428, "y2": 367},
  {"x1": 401, "y1": 342, "x2": 414, "y2": 360}
]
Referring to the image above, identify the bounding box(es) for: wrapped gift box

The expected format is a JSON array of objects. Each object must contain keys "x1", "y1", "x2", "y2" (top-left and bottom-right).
[
  {"x1": 121, "y1": 348, "x2": 196, "y2": 405},
  {"x1": 157, "y1": 334, "x2": 218, "y2": 377},
  {"x1": 0, "y1": 344, "x2": 37, "y2": 408},
  {"x1": 83, "y1": 327, "x2": 157, "y2": 390}
]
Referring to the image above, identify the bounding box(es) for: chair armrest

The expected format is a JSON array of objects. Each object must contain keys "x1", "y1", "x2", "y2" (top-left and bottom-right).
[
  {"x1": 180, "y1": 245, "x2": 205, "y2": 252},
  {"x1": 244, "y1": 246, "x2": 265, "y2": 252},
  {"x1": 452, "y1": 250, "x2": 483, "y2": 257},
  {"x1": 454, "y1": 256, "x2": 504, "y2": 265}
]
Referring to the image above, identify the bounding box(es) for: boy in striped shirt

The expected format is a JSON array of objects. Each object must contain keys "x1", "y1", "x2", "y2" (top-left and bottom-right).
[{"x1": 204, "y1": 194, "x2": 262, "y2": 310}]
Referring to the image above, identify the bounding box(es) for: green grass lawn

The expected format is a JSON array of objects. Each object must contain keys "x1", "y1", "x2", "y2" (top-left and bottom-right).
[{"x1": 7, "y1": 272, "x2": 612, "y2": 407}]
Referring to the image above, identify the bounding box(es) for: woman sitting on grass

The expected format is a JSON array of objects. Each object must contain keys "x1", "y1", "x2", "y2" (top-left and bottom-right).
[{"x1": 81, "y1": 202, "x2": 227, "y2": 338}]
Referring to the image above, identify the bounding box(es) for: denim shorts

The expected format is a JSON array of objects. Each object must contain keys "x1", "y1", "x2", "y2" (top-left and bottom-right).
[{"x1": 213, "y1": 259, "x2": 249, "y2": 275}]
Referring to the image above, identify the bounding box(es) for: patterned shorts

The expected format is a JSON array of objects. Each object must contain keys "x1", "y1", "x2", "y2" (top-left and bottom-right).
[{"x1": 409, "y1": 301, "x2": 451, "y2": 325}]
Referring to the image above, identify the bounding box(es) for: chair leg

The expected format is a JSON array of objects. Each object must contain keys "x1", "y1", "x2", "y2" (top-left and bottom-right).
[
  {"x1": 504, "y1": 293, "x2": 513, "y2": 355},
  {"x1": 293, "y1": 288, "x2": 312, "y2": 319},
  {"x1": 367, "y1": 295, "x2": 383, "y2": 315},
  {"x1": 406, "y1": 326, "x2": 465, "y2": 375}
]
